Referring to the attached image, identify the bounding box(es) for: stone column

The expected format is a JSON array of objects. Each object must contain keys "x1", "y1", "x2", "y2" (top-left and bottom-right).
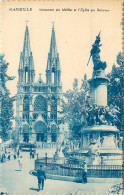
[{"x1": 89, "y1": 70, "x2": 109, "y2": 106}]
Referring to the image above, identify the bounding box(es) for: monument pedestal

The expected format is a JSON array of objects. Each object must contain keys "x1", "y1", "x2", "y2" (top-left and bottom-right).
[{"x1": 81, "y1": 125, "x2": 122, "y2": 165}]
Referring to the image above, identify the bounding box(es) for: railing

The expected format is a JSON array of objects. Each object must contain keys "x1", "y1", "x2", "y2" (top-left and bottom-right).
[{"x1": 35, "y1": 160, "x2": 122, "y2": 178}]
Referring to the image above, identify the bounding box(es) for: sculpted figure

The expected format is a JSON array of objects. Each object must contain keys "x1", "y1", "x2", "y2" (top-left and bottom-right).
[{"x1": 87, "y1": 32, "x2": 107, "y2": 71}]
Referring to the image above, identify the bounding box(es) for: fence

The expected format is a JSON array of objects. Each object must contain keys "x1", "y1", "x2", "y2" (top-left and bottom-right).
[{"x1": 35, "y1": 159, "x2": 122, "y2": 178}]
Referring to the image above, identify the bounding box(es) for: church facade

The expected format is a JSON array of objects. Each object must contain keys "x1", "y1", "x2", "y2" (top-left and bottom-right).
[{"x1": 15, "y1": 24, "x2": 63, "y2": 147}]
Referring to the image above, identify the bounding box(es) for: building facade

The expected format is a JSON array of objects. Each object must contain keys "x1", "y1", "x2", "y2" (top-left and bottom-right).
[{"x1": 16, "y1": 24, "x2": 63, "y2": 147}]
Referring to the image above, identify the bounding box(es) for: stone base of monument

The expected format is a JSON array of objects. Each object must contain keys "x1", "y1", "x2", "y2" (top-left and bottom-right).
[{"x1": 78, "y1": 125, "x2": 122, "y2": 165}]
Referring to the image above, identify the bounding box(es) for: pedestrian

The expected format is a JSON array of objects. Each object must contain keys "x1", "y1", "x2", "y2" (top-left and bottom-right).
[
  {"x1": 17, "y1": 149, "x2": 20, "y2": 158},
  {"x1": 7, "y1": 153, "x2": 11, "y2": 160},
  {"x1": 32, "y1": 152, "x2": 34, "y2": 159},
  {"x1": 18, "y1": 156, "x2": 22, "y2": 171},
  {"x1": 30, "y1": 150, "x2": 32, "y2": 159},
  {"x1": 2, "y1": 153, "x2": 6, "y2": 163},
  {"x1": 14, "y1": 153, "x2": 16, "y2": 160},
  {"x1": 37, "y1": 165, "x2": 46, "y2": 191},
  {"x1": 83, "y1": 162, "x2": 87, "y2": 183}
]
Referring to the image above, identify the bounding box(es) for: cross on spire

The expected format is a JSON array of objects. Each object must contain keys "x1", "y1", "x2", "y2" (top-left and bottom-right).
[{"x1": 25, "y1": 20, "x2": 29, "y2": 26}]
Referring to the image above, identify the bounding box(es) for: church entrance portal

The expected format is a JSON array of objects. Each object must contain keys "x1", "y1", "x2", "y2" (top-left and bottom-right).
[
  {"x1": 22, "y1": 124, "x2": 29, "y2": 143},
  {"x1": 34, "y1": 121, "x2": 47, "y2": 142},
  {"x1": 23, "y1": 133, "x2": 29, "y2": 142}
]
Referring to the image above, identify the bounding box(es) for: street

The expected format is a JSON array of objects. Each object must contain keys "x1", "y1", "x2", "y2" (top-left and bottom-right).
[{"x1": 0, "y1": 152, "x2": 122, "y2": 194}]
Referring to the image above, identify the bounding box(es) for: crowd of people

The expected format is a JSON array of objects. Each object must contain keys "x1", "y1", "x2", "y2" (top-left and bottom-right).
[{"x1": 0, "y1": 148, "x2": 20, "y2": 163}]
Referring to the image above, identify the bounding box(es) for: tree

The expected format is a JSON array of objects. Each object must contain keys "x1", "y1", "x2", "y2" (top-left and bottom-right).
[
  {"x1": 0, "y1": 55, "x2": 15, "y2": 141},
  {"x1": 62, "y1": 53, "x2": 122, "y2": 139},
  {"x1": 61, "y1": 75, "x2": 90, "y2": 139},
  {"x1": 107, "y1": 52, "x2": 123, "y2": 131}
]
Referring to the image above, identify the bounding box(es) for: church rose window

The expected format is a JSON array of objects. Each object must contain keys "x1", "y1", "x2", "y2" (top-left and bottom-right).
[{"x1": 34, "y1": 95, "x2": 47, "y2": 112}]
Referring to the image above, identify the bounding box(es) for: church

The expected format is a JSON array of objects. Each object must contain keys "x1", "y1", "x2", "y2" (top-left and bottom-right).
[{"x1": 15, "y1": 24, "x2": 63, "y2": 147}]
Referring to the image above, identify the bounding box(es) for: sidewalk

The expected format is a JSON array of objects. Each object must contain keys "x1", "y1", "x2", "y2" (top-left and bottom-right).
[{"x1": 0, "y1": 152, "x2": 122, "y2": 194}]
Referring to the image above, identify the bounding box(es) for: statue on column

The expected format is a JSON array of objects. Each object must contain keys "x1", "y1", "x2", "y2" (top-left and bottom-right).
[{"x1": 87, "y1": 32, "x2": 107, "y2": 71}]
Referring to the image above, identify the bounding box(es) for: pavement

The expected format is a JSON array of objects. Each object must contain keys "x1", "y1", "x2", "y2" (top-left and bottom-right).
[{"x1": 0, "y1": 151, "x2": 122, "y2": 195}]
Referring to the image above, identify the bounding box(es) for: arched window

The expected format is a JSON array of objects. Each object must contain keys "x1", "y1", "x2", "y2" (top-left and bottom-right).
[
  {"x1": 50, "y1": 97, "x2": 57, "y2": 120},
  {"x1": 51, "y1": 124, "x2": 57, "y2": 142},
  {"x1": 52, "y1": 72, "x2": 54, "y2": 84},
  {"x1": 34, "y1": 95, "x2": 47, "y2": 112},
  {"x1": 23, "y1": 95, "x2": 30, "y2": 121},
  {"x1": 23, "y1": 95, "x2": 29, "y2": 111},
  {"x1": 22, "y1": 124, "x2": 29, "y2": 142}
]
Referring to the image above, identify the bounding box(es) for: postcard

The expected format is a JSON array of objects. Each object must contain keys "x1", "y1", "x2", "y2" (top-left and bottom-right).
[{"x1": 0, "y1": 0, "x2": 123, "y2": 194}]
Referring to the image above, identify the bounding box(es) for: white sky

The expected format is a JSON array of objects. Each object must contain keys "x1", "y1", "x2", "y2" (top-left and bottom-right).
[{"x1": 1, "y1": 0, "x2": 122, "y2": 96}]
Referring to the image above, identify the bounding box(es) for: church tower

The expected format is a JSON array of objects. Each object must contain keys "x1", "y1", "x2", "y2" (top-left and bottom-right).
[
  {"x1": 18, "y1": 24, "x2": 35, "y2": 86},
  {"x1": 16, "y1": 23, "x2": 63, "y2": 147},
  {"x1": 46, "y1": 23, "x2": 62, "y2": 90},
  {"x1": 16, "y1": 24, "x2": 35, "y2": 142}
]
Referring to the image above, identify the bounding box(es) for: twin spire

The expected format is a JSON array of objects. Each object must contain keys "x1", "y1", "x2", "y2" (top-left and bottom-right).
[{"x1": 19, "y1": 23, "x2": 60, "y2": 72}]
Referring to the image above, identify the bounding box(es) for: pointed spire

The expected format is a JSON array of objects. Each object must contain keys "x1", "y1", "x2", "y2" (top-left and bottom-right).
[
  {"x1": 50, "y1": 22, "x2": 58, "y2": 58},
  {"x1": 47, "y1": 23, "x2": 61, "y2": 71},
  {"x1": 19, "y1": 52, "x2": 23, "y2": 69},
  {"x1": 23, "y1": 24, "x2": 31, "y2": 66}
]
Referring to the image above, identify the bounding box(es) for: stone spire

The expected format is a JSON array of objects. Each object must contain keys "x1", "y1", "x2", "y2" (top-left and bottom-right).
[
  {"x1": 18, "y1": 24, "x2": 35, "y2": 83},
  {"x1": 46, "y1": 23, "x2": 61, "y2": 85},
  {"x1": 50, "y1": 23, "x2": 57, "y2": 59},
  {"x1": 23, "y1": 25, "x2": 31, "y2": 64},
  {"x1": 46, "y1": 23, "x2": 61, "y2": 71}
]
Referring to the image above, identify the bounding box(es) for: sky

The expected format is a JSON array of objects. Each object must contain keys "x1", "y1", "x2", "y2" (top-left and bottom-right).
[{"x1": 1, "y1": 0, "x2": 122, "y2": 97}]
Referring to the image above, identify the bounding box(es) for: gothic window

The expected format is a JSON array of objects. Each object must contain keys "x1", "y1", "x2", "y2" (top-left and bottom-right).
[
  {"x1": 52, "y1": 72, "x2": 55, "y2": 84},
  {"x1": 23, "y1": 113, "x2": 29, "y2": 120},
  {"x1": 23, "y1": 95, "x2": 30, "y2": 112},
  {"x1": 23, "y1": 124, "x2": 29, "y2": 132},
  {"x1": 25, "y1": 66, "x2": 28, "y2": 83},
  {"x1": 51, "y1": 133, "x2": 57, "y2": 142},
  {"x1": 23, "y1": 95, "x2": 30, "y2": 121},
  {"x1": 34, "y1": 95, "x2": 47, "y2": 112},
  {"x1": 50, "y1": 97, "x2": 57, "y2": 120},
  {"x1": 24, "y1": 86, "x2": 29, "y2": 92},
  {"x1": 51, "y1": 124, "x2": 57, "y2": 142},
  {"x1": 33, "y1": 113, "x2": 38, "y2": 120}
]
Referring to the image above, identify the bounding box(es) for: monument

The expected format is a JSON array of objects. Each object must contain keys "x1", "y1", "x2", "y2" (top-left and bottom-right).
[{"x1": 80, "y1": 32, "x2": 122, "y2": 165}]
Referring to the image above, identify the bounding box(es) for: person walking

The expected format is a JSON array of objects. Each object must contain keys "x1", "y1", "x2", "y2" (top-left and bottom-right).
[
  {"x1": 83, "y1": 162, "x2": 87, "y2": 183},
  {"x1": 17, "y1": 149, "x2": 20, "y2": 158},
  {"x1": 37, "y1": 165, "x2": 46, "y2": 191},
  {"x1": 14, "y1": 152, "x2": 17, "y2": 160},
  {"x1": 7, "y1": 152, "x2": 11, "y2": 160},
  {"x1": 18, "y1": 156, "x2": 22, "y2": 171},
  {"x1": 30, "y1": 150, "x2": 32, "y2": 159}
]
